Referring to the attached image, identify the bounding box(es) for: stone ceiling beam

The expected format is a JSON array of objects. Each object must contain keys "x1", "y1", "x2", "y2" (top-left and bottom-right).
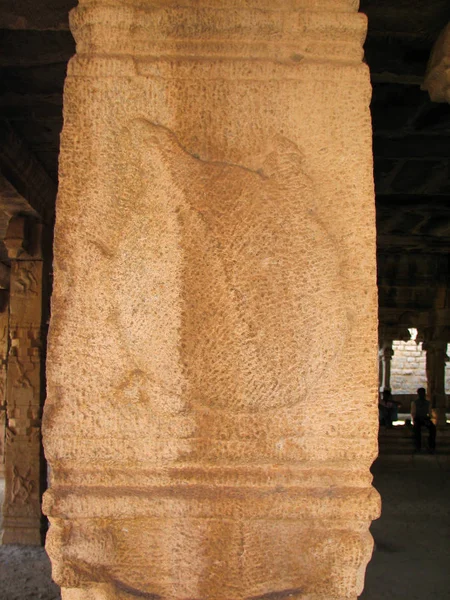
[
  {"x1": 0, "y1": 121, "x2": 56, "y2": 222},
  {"x1": 371, "y1": 73, "x2": 424, "y2": 85},
  {"x1": 0, "y1": 0, "x2": 76, "y2": 31},
  {"x1": 373, "y1": 135, "x2": 450, "y2": 159},
  {"x1": 0, "y1": 30, "x2": 74, "y2": 67},
  {"x1": 376, "y1": 194, "x2": 450, "y2": 205},
  {"x1": 0, "y1": 94, "x2": 63, "y2": 120},
  {"x1": 377, "y1": 234, "x2": 450, "y2": 253}
]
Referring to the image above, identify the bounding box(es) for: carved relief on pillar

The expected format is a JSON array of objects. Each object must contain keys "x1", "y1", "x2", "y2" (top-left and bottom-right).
[
  {"x1": 44, "y1": 1, "x2": 379, "y2": 598},
  {"x1": 0, "y1": 291, "x2": 9, "y2": 472},
  {"x1": 2, "y1": 216, "x2": 45, "y2": 545}
]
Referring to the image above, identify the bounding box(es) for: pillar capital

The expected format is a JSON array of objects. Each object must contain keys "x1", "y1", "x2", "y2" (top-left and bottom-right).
[
  {"x1": 422, "y1": 22, "x2": 450, "y2": 103},
  {"x1": 69, "y1": 0, "x2": 367, "y2": 72},
  {"x1": 4, "y1": 216, "x2": 43, "y2": 261}
]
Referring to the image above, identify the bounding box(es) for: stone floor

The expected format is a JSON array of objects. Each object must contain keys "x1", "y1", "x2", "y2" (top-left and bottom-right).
[
  {"x1": 0, "y1": 437, "x2": 449, "y2": 600},
  {"x1": 360, "y1": 437, "x2": 450, "y2": 599}
]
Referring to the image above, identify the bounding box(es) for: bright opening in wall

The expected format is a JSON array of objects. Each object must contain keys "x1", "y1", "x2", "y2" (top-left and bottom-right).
[{"x1": 391, "y1": 329, "x2": 426, "y2": 395}]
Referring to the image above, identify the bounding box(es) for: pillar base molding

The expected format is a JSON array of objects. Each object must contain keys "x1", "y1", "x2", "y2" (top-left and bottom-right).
[{"x1": 1, "y1": 515, "x2": 43, "y2": 545}]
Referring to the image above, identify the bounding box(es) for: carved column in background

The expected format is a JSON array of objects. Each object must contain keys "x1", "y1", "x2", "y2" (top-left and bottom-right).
[
  {"x1": 44, "y1": 1, "x2": 380, "y2": 598},
  {"x1": 423, "y1": 328, "x2": 449, "y2": 428},
  {"x1": 2, "y1": 217, "x2": 45, "y2": 544},
  {"x1": 379, "y1": 342, "x2": 394, "y2": 392},
  {"x1": 0, "y1": 290, "x2": 9, "y2": 478}
]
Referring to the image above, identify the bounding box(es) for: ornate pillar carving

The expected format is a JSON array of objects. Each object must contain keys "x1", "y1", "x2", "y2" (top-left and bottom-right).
[
  {"x1": 422, "y1": 328, "x2": 449, "y2": 428},
  {"x1": 0, "y1": 290, "x2": 9, "y2": 478},
  {"x1": 43, "y1": 1, "x2": 380, "y2": 598},
  {"x1": 1, "y1": 216, "x2": 45, "y2": 545}
]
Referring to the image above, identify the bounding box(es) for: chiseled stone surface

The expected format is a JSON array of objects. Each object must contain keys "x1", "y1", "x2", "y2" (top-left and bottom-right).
[
  {"x1": 43, "y1": 1, "x2": 380, "y2": 598},
  {"x1": 2, "y1": 218, "x2": 45, "y2": 545}
]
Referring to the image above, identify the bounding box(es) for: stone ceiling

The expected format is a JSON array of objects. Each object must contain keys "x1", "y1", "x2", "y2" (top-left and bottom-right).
[{"x1": 0, "y1": 0, "x2": 449, "y2": 315}]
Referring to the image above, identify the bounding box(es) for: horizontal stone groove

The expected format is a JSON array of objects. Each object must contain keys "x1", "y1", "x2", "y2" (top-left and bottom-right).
[
  {"x1": 50, "y1": 465, "x2": 373, "y2": 488},
  {"x1": 44, "y1": 485, "x2": 380, "y2": 520},
  {"x1": 79, "y1": 0, "x2": 359, "y2": 13},
  {"x1": 67, "y1": 56, "x2": 370, "y2": 83},
  {"x1": 70, "y1": 5, "x2": 366, "y2": 63}
]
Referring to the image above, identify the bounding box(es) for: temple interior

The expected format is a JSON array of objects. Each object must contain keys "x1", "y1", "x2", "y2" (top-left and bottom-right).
[{"x1": 0, "y1": 1, "x2": 449, "y2": 599}]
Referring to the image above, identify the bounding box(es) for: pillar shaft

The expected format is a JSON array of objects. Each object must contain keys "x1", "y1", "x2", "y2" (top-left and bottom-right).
[
  {"x1": 1, "y1": 219, "x2": 45, "y2": 545},
  {"x1": 43, "y1": 2, "x2": 380, "y2": 598},
  {"x1": 424, "y1": 336, "x2": 448, "y2": 428},
  {"x1": 0, "y1": 291, "x2": 9, "y2": 478},
  {"x1": 379, "y1": 343, "x2": 394, "y2": 391}
]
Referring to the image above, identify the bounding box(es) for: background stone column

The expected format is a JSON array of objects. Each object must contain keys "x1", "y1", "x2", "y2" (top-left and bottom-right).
[
  {"x1": 379, "y1": 342, "x2": 394, "y2": 392},
  {"x1": 0, "y1": 290, "x2": 9, "y2": 480},
  {"x1": 43, "y1": 1, "x2": 380, "y2": 598},
  {"x1": 1, "y1": 217, "x2": 45, "y2": 545},
  {"x1": 423, "y1": 328, "x2": 449, "y2": 427}
]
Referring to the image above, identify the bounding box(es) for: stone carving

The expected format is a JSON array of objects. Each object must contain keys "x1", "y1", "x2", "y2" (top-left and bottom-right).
[
  {"x1": 5, "y1": 425, "x2": 16, "y2": 444},
  {"x1": 2, "y1": 247, "x2": 44, "y2": 544},
  {"x1": 14, "y1": 357, "x2": 35, "y2": 390},
  {"x1": 0, "y1": 407, "x2": 5, "y2": 458},
  {"x1": 11, "y1": 466, "x2": 34, "y2": 505},
  {"x1": 45, "y1": 1, "x2": 378, "y2": 597},
  {"x1": 13, "y1": 263, "x2": 38, "y2": 296},
  {"x1": 110, "y1": 120, "x2": 348, "y2": 416}
]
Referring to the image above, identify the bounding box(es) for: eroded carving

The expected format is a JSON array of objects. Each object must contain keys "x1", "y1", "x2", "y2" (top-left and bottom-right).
[
  {"x1": 11, "y1": 466, "x2": 34, "y2": 505},
  {"x1": 14, "y1": 358, "x2": 36, "y2": 390},
  {"x1": 109, "y1": 120, "x2": 349, "y2": 414},
  {"x1": 13, "y1": 263, "x2": 38, "y2": 296}
]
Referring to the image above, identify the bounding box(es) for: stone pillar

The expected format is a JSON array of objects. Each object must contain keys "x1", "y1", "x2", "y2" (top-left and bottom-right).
[
  {"x1": 379, "y1": 342, "x2": 394, "y2": 392},
  {"x1": 0, "y1": 290, "x2": 9, "y2": 479},
  {"x1": 1, "y1": 217, "x2": 45, "y2": 545},
  {"x1": 423, "y1": 329, "x2": 449, "y2": 428},
  {"x1": 43, "y1": 2, "x2": 380, "y2": 598}
]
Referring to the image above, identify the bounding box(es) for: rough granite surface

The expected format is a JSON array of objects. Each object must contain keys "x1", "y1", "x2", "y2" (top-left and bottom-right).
[{"x1": 43, "y1": 1, "x2": 380, "y2": 598}]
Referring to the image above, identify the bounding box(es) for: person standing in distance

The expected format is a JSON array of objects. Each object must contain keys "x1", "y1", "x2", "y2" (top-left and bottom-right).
[{"x1": 411, "y1": 387, "x2": 436, "y2": 453}]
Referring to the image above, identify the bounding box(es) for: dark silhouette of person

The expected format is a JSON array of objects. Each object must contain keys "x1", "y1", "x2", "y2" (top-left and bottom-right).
[{"x1": 411, "y1": 387, "x2": 436, "y2": 453}]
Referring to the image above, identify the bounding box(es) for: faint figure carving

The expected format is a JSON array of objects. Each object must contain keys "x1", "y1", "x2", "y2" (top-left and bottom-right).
[
  {"x1": 5, "y1": 426, "x2": 16, "y2": 444},
  {"x1": 14, "y1": 264, "x2": 38, "y2": 296},
  {"x1": 15, "y1": 358, "x2": 35, "y2": 390},
  {"x1": 11, "y1": 466, "x2": 34, "y2": 504},
  {"x1": 112, "y1": 120, "x2": 348, "y2": 414}
]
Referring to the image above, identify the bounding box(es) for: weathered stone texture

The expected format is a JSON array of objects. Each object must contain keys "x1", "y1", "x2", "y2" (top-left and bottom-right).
[
  {"x1": 391, "y1": 339, "x2": 427, "y2": 394},
  {"x1": 2, "y1": 218, "x2": 45, "y2": 544},
  {"x1": 0, "y1": 292, "x2": 9, "y2": 476},
  {"x1": 43, "y1": 1, "x2": 380, "y2": 598}
]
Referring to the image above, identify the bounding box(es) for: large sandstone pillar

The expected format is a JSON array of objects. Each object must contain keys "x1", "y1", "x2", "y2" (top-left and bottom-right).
[
  {"x1": 43, "y1": 1, "x2": 380, "y2": 598},
  {"x1": 2, "y1": 217, "x2": 45, "y2": 544}
]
